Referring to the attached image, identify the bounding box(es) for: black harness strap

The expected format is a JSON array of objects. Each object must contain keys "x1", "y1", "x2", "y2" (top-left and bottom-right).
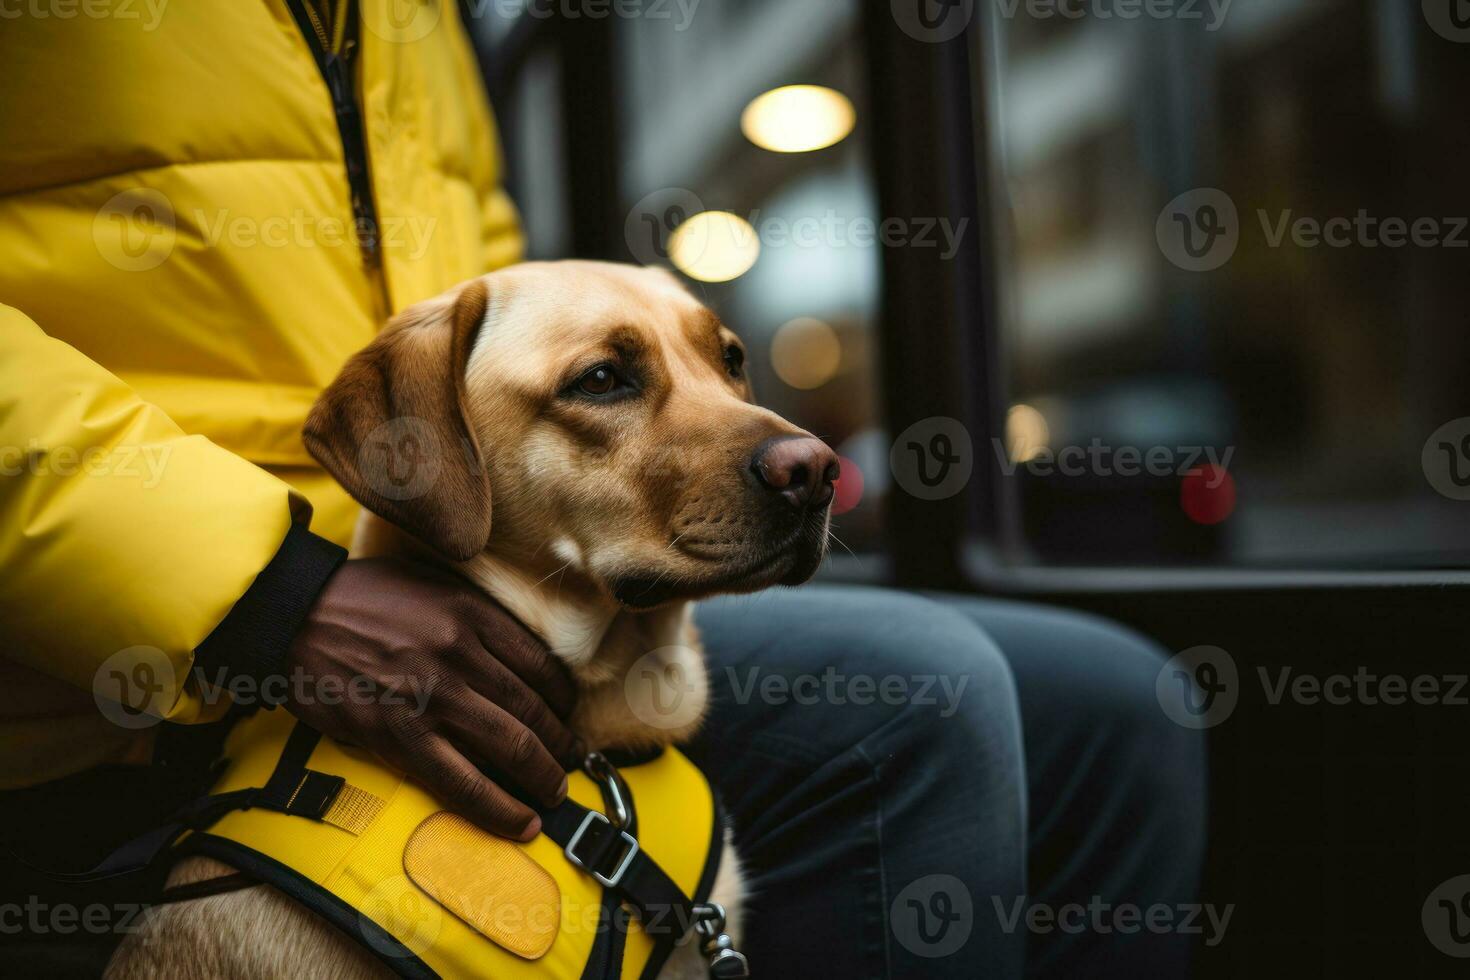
[
  {"x1": 540, "y1": 796, "x2": 719, "y2": 945},
  {"x1": 19, "y1": 722, "x2": 341, "y2": 883},
  {"x1": 156, "y1": 870, "x2": 259, "y2": 904}
]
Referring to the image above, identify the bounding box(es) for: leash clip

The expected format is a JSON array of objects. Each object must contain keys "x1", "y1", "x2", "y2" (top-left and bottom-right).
[
  {"x1": 693, "y1": 902, "x2": 749, "y2": 979},
  {"x1": 583, "y1": 750, "x2": 636, "y2": 836},
  {"x1": 564, "y1": 752, "x2": 640, "y2": 887}
]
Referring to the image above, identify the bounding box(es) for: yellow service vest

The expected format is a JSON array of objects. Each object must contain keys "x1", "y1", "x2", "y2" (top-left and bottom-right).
[{"x1": 175, "y1": 710, "x2": 722, "y2": 979}]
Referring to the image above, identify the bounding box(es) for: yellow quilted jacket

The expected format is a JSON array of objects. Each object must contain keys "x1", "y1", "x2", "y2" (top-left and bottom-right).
[{"x1": 0, "y1": 0, "x2": 523, "y2": 786}]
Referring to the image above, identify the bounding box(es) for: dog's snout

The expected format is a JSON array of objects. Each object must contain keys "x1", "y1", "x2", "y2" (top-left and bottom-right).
[{"x1": 750, "y1": 436, "x2": 840, "y2": 510}]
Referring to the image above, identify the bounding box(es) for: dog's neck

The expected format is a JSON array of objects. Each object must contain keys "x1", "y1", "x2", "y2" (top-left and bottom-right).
[{"x1": 354, "y1": 513, "x2": 709, "y2": 753}]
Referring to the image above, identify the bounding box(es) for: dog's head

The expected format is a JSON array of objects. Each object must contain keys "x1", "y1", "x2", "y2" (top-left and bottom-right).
[{"x1": 306, "y1": 261, "x2": 837, "y2": 609}]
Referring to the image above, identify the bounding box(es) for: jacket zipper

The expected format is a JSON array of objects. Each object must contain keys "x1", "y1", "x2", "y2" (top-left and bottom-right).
[{"x1": 285, "y1": 0, "x2": 381, "y2": 268}]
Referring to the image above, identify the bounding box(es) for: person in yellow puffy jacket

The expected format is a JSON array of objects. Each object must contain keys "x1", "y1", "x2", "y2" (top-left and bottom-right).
[
  {"x1": 0, "y1": 1, "x2": 586, "y2": 830},
  {"x1": 0, "y1": 3, "x2": 1207, "y2": 978}
]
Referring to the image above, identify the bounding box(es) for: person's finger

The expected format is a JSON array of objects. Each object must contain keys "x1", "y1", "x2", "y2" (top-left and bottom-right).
[
  {"x1": 456, "y1": 642, "x2": 583, "y2": 769},
  {"x1": 405, "y1": 734, "x2": 543, "y2": 840},
  {"x1": 440, "y1": 685, "x2": 569, "y2": 808},
  {"x1": 462, "y1": 595, "x2": 578, "y2": 718}
]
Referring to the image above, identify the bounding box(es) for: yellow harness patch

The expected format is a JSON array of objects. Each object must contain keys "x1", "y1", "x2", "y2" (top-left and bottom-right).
[
  {"x1": 404, "y1": 811, "x2": 560, "y2": 960},
  {"x1": 179, "y1": 709, "x2": 720, "y2": 979}
]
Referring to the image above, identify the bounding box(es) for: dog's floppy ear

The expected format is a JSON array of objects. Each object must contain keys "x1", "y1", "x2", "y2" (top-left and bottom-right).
[{"x1": 304, "y1": 279, "x2": 492, "y2": 561}]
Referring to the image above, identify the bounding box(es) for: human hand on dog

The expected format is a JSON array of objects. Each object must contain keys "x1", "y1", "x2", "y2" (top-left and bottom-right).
[{"x1": 283, "y1": 557, "x2": 583, "y2": 841}]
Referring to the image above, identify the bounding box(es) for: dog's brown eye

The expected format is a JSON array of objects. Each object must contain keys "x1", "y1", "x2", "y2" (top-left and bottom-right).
[
  {"x1": 723, "y1": 344, "x2": 745, "y2": 379},
  {"x1": 578, "y1": 364, "x2": 619, "y2": 396}
]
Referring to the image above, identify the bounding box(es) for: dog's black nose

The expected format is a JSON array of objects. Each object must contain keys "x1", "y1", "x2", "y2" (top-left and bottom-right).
[{"x1": 750, "y1": 436, "x2": 840, "y2": 510}]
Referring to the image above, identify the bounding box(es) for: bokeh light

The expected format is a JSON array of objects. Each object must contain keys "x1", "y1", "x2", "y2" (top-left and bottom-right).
[
  {"x1": 1005, "y1": 403, "x2": 1050, "y2": 463},
  {"x1": 741, "y1": 85, "x2": 856, "y2": 153},
  {"x1": 771, "y1": 317, "x2": 842, "y2": 389},
  {"x1": 1181, "y1": 465, "x2": 1237, "y2": 525},
  {"x1": 832, "y1": 455, "x2": 863, "y2": 515},
  {"x1": 668, "y1": 211, "x2": 760, "y2": 282}
]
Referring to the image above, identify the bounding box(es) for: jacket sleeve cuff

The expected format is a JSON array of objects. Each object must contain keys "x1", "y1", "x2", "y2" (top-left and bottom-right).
[{"x1": 194, "y1": 524, "x2": 347, "y2": 699}]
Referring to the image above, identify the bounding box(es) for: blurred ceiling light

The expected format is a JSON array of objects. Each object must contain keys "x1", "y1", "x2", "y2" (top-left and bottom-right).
[
  {"x1": 668, "y1": 210, "x2": 760, "y2": 283},
  {"x1": 741, "y1": 85, "x2": 856, "y2": 153},
  {"x1": 1006, "y1": 403, "x2": 1050, "y2": 463},
  {"x1": 771, "y1": 317, "x2": 842, "y2": 389}
]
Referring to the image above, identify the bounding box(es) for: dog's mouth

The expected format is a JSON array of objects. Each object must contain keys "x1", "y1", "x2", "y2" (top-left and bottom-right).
[{"x1": 609, "y1": 517, "x2": 830, "y2": 610}]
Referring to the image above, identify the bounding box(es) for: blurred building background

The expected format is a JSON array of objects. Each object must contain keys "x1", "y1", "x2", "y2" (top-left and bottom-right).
[
  {"x1": 981, "y1": 0, "x2": 1470, "y2": 567},
  {"x1": 468, "y1": 0, "x2": 1470, "y2": 574}
]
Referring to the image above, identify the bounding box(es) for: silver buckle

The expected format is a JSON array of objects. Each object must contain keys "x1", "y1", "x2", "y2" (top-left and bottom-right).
[{"x1": 564, "y1": 810, "x2": 640, "y2": 888}]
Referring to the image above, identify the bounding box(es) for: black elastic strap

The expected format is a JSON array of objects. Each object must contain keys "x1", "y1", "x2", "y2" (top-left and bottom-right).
[
  {"x1": 156, "y1": 870, "x2": 259, "y2": 904},
  {"x1": 15, "y1": 787, "x2": 259, "y2": 883},
  {"x1": 15, "y1": 722, "x2": 338, "y2": 883}
]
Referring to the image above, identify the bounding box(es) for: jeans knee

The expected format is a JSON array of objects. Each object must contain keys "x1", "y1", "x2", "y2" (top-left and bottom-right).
[
  {"x1": 807, "y1": 587, "x2": 1018, "y2": 729},
  {"x1": 794, "y1": 590, "x2": 1026, "y2": 791},
  {"x1": 1032, "y1": 609, "x2": 1207, "y2": 809}
]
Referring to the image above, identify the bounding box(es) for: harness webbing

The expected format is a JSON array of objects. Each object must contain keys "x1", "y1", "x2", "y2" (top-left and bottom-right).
[
  {"x1": 539, "y1": 797, "x2": 714, "y2": 944},
  {"x1": 21, "y1": 722, "x2": 338, "y2": 882}
]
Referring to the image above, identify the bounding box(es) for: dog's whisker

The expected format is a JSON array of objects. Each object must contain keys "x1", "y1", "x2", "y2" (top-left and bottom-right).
[
  {"x1": 827, "y1": 527, "x2": 857, "y2": 559},
  {"x1": 532, "y1": 560, "x2": 573, "y2": 588}
]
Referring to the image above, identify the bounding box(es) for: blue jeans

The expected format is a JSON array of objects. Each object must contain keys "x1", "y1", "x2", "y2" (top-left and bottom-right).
[{"x1": 689, "y1": 586, "x2": 1207, "y2": 979}]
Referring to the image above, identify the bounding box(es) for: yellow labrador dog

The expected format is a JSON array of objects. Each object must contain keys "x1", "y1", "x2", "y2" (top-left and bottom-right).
[{"x1": 108, "y1": 261, "x2": 838, "y2": 978}]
